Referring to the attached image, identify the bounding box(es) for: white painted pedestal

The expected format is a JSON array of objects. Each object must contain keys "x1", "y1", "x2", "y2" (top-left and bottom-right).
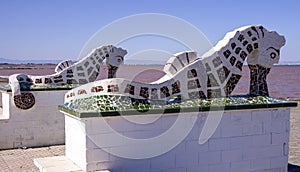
[
  {"x1": 43, "y1": 107, "x2": 293, "y2": 172},
  {"x1": 0, "y1": 89, "x2": 69, "y2": 149}
]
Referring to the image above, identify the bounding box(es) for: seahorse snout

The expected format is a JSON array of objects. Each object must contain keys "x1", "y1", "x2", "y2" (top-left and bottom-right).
[
  {"x1": 279, "y1": 35, "x2": 286, "y2": 47},
  {"x1": 271, "y1": 31, "x2": 286, "y2": 47},
  {"x1": 116, "y1": 47, "x2": 128, "y2": 56}
]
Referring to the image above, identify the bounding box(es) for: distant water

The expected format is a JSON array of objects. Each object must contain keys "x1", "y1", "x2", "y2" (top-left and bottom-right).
[
  {"x1": 1, "y1": 64, "x2": 300, "y2": 100},
  {"x1": 116, "y1": 65, "x2": 300, "y2": 100},
  {"x1": 232, "y1": 65, "x2": 300, "y2": 100}
]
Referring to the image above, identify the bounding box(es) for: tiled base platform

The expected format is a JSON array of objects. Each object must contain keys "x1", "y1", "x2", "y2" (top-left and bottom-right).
[
  {"x1": 0, "y1": 88, "x2": 70, "y2": 149},
  {"x1": 35, "y1": 102, "x2": 296, "y2": 172},
  {"x1": 34, "y1": 96, "x2": 298, "y2": 172}
]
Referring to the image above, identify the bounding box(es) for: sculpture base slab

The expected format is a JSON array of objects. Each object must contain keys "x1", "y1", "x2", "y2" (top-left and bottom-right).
[
  {"x1": 56, "y1": 107, "x2": 293, "y2": 172},
  {"x1": 0, "y1": 89, "x2": 69, "y2": 149}
]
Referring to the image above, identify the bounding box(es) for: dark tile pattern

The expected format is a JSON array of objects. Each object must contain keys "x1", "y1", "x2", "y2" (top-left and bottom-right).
[
  {"x1": 13, "y1": 92, "x2": 35, "y2": 110},
  {"x1": 108, "y1": 65, "x2": 119, "y2": 79},
  {"x1": 160, "y1": 86, "x2": 170, "y2": 98},
  {"x1": 124, "y1": 84, "x2": 135, "y2": 95},
  {"x1": 107, "y1": 85, "x2": 119, "y2": 93},
  {"x1": 91, "y1": 86, "x2": 104, "y2": 92},
  {"x1": 217, "y1": 66, "x2": 230, "y2": 84},
  {"x1": 188, "y1": 91, "x2": 206, "y2": 99},
  {"x1": 187, "y1": 69, "x2": 197, "y2": 78},
  {"x1": 248, "y1": 64, "x2": 270, "y2": 96},
  {"x1": 207, "y1": 74, "x2": 219, "y2": 87},
  {"x1": 212, "y1": 56, "x2": 222, "y2": 67},
  {"x1": 150, "y1": 88, "x2": 158, "y2": 99},
  {"x1": 171, "y1": 81, "x2": 181, "y2": 94},
  {"x1": 139, "y1": 87, "x2": 149, "y2": 98},
  {"x1": 207, "y1": 88, "x2": 222, "y2": 98},
  {"x1": 188, "y1": 79, "x2": 201, "y2": 89},
  {"x1": 225, "y1": 74, "x2": 242, "y2": 96}
]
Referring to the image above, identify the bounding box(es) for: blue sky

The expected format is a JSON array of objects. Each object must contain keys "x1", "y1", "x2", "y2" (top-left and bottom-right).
[{"x1": 0, "y1": 0, "x2": 299, "y2": 63}]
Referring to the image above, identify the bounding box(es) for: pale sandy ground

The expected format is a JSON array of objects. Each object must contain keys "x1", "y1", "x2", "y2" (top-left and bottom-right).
[{"x1": 0, "y1": 145, "x2": 65, "y2": 172}]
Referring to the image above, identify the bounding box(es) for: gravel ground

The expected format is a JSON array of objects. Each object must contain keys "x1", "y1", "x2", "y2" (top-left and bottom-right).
[{"x1": 0, "y1": 145, "x2": 65, "y2": 172}]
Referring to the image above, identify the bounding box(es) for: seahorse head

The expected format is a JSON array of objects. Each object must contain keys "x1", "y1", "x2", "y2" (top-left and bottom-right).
[
  {"x1": 106, "y1": 46, "x2": 128, "y2": 67},
  {"x1": 247, "y1": 26, "x2": 286, "y2": 68}
]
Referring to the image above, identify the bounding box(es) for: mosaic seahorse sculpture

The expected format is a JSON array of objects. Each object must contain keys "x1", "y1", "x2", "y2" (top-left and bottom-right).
[
  {"x1": 65, "y1": 25, "x2": 285, "y2": 104},
  {"x1": 9, "y1": 45, "x2": 127, "y2": 110}
]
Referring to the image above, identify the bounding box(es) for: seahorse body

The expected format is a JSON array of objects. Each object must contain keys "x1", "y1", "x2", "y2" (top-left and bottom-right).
[
  {"x1": 64, "y1": 26, "x2": 286, "y2": 104},
  {"x1": 9, "y1": 45, "x2": 127, "y2": 109}
]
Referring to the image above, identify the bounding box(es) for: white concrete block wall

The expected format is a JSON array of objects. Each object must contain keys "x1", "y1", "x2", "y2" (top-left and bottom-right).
[
  {"x1": 0, "y1": 90, "x2": 67, "y2": 149},
  {"x1": 65, "y1": 108, "x2": 291, "y2": 172},
  {"x1": 65, "y1": 115, "x2": 87, "y2": 170}
]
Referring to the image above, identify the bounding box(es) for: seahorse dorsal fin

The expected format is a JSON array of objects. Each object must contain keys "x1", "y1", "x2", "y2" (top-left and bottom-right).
[
  {"x1": 163, "y1": 51, "x2": 197, "y2": 75},
  {"x1": 55, "y1": 60, "x2": 73, "y2": 72}
]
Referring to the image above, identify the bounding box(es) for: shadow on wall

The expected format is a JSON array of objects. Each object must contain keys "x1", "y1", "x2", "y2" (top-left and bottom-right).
[
  {"x1": 289, "y1": 163, "x2": 300, "y2": 172},
  {"x1": 0, "y1": 81, "x2": 8, "y2": 109}
]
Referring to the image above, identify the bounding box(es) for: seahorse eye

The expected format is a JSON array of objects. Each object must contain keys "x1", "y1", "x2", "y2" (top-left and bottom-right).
[
  {"x1": 106, "y1": 54, "x2": 109, "y2": 58},
  {"x1": 270, "y1": 52, "x2": 276, "y2": 59}
]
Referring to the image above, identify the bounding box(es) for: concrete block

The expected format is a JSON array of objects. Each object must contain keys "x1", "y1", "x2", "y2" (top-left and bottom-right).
[
  {"x1": 185, "y1": 124, "x2": 202, "y2": 141},
  {"x1": 271, "y1": 109, "x2": 289, "y2": 121},
  {"x1": 210, "y1": 125, "x2": 221, "y2": 138},
  {"x1": 105, "y1": 117, "x2": 138, "y2": 132},
  {"x1": 243, "y1": 122, "x2": 263, "y2": 136},
  {"x1": 221, "y1": 124, "x2": 243, "y2": 137},
  {"x1": 88, "y1": 132, "x2": 125, "y2": 148},
  {"x1": 85, "y1": 118, "x2": 114, "y2": 135},
  {"x1": 150, "y1": 153, "x2": 176, "y2": 170},
  {"x1": 186, "y1": 140, "x2": 208, "y2": 153},
  {"x1": 198, "y1": 151, "x2": 221, "y2": 165},
  {"x1": 221, "y1": 149, "x2": 242, "y2": 163},
  {"x1": 160, "y1": 114, "x2": 178, "y2": 130},
  {"x1": 168, "y1": 141, "x2": 186, "y2": 155},
  {"x1": 86, "y1": 137, "x2": 99, "y2": 149},
  {"x1": 96, "y1": 161, "x2": 118, "y2": 171},
  {"x1": 250, "y1": 158, "x2": 270, "y2": 171},
  {"x1": 271, "y1": 120, "x2": 287, "y2": 133},
  {"x1": 0, "y1": 140, "x2": 13, "y2": 150},
  {"x1": 244, "y1": 145, "x2": 283, "y2": 160},
  {"x1": 209, "y1": 138, "x2": 230, "y2": 151},
  {"x1": 0, "y1": 123, "x2": 13, "y2": 136},
  {"x1": 208, "y1": 163, "x2": 230, "y2": 172},
  {"x1": 219, "y1": 113, "x2": 232, "y2": 127},
  {"x1": 118, "y1": 159, "x2": 151, "y2": 172},
  {"x1": 187, "y1": 165, "x2": 208, "y2": 172},
  {"x1": 270, "y1": 156, "x2": 288, "y2": 169},
  {"x1": 196, "y1": 113, "x2": 221, "y2": 140},
  {"x1": 175, "y1": 150, "x2": 198, "y2": 167},
  {"x1": 163, "y1": 167, "x2": 187, "y2": 172},
  {"x1": 231, "y1": 111, "x2": 252, "y2": 124},
  {"x1": 251, "y1": 134, "x2": 271, "y2": 147},
  {"x1": 285, "y1": 120, "x2": 290, "y2": 133},
  {"x1": 86, "y1": 148, "x2": 110, "y2": 163},
  {"x1": 262, "y1": 120, "x2": 272, "y2": 134},
  {"x1": 251, "y1": 110, "x2": 272, "y2": 123},
  {"x1": 122, "y1": 129, "x2": 164, "y2": 139},
  {"x1": 271, "y1": 133, "x2": 288, "y2": 145},
  {"x1": 230, "y1": 160, "x2": 251, "y2": 172}
]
